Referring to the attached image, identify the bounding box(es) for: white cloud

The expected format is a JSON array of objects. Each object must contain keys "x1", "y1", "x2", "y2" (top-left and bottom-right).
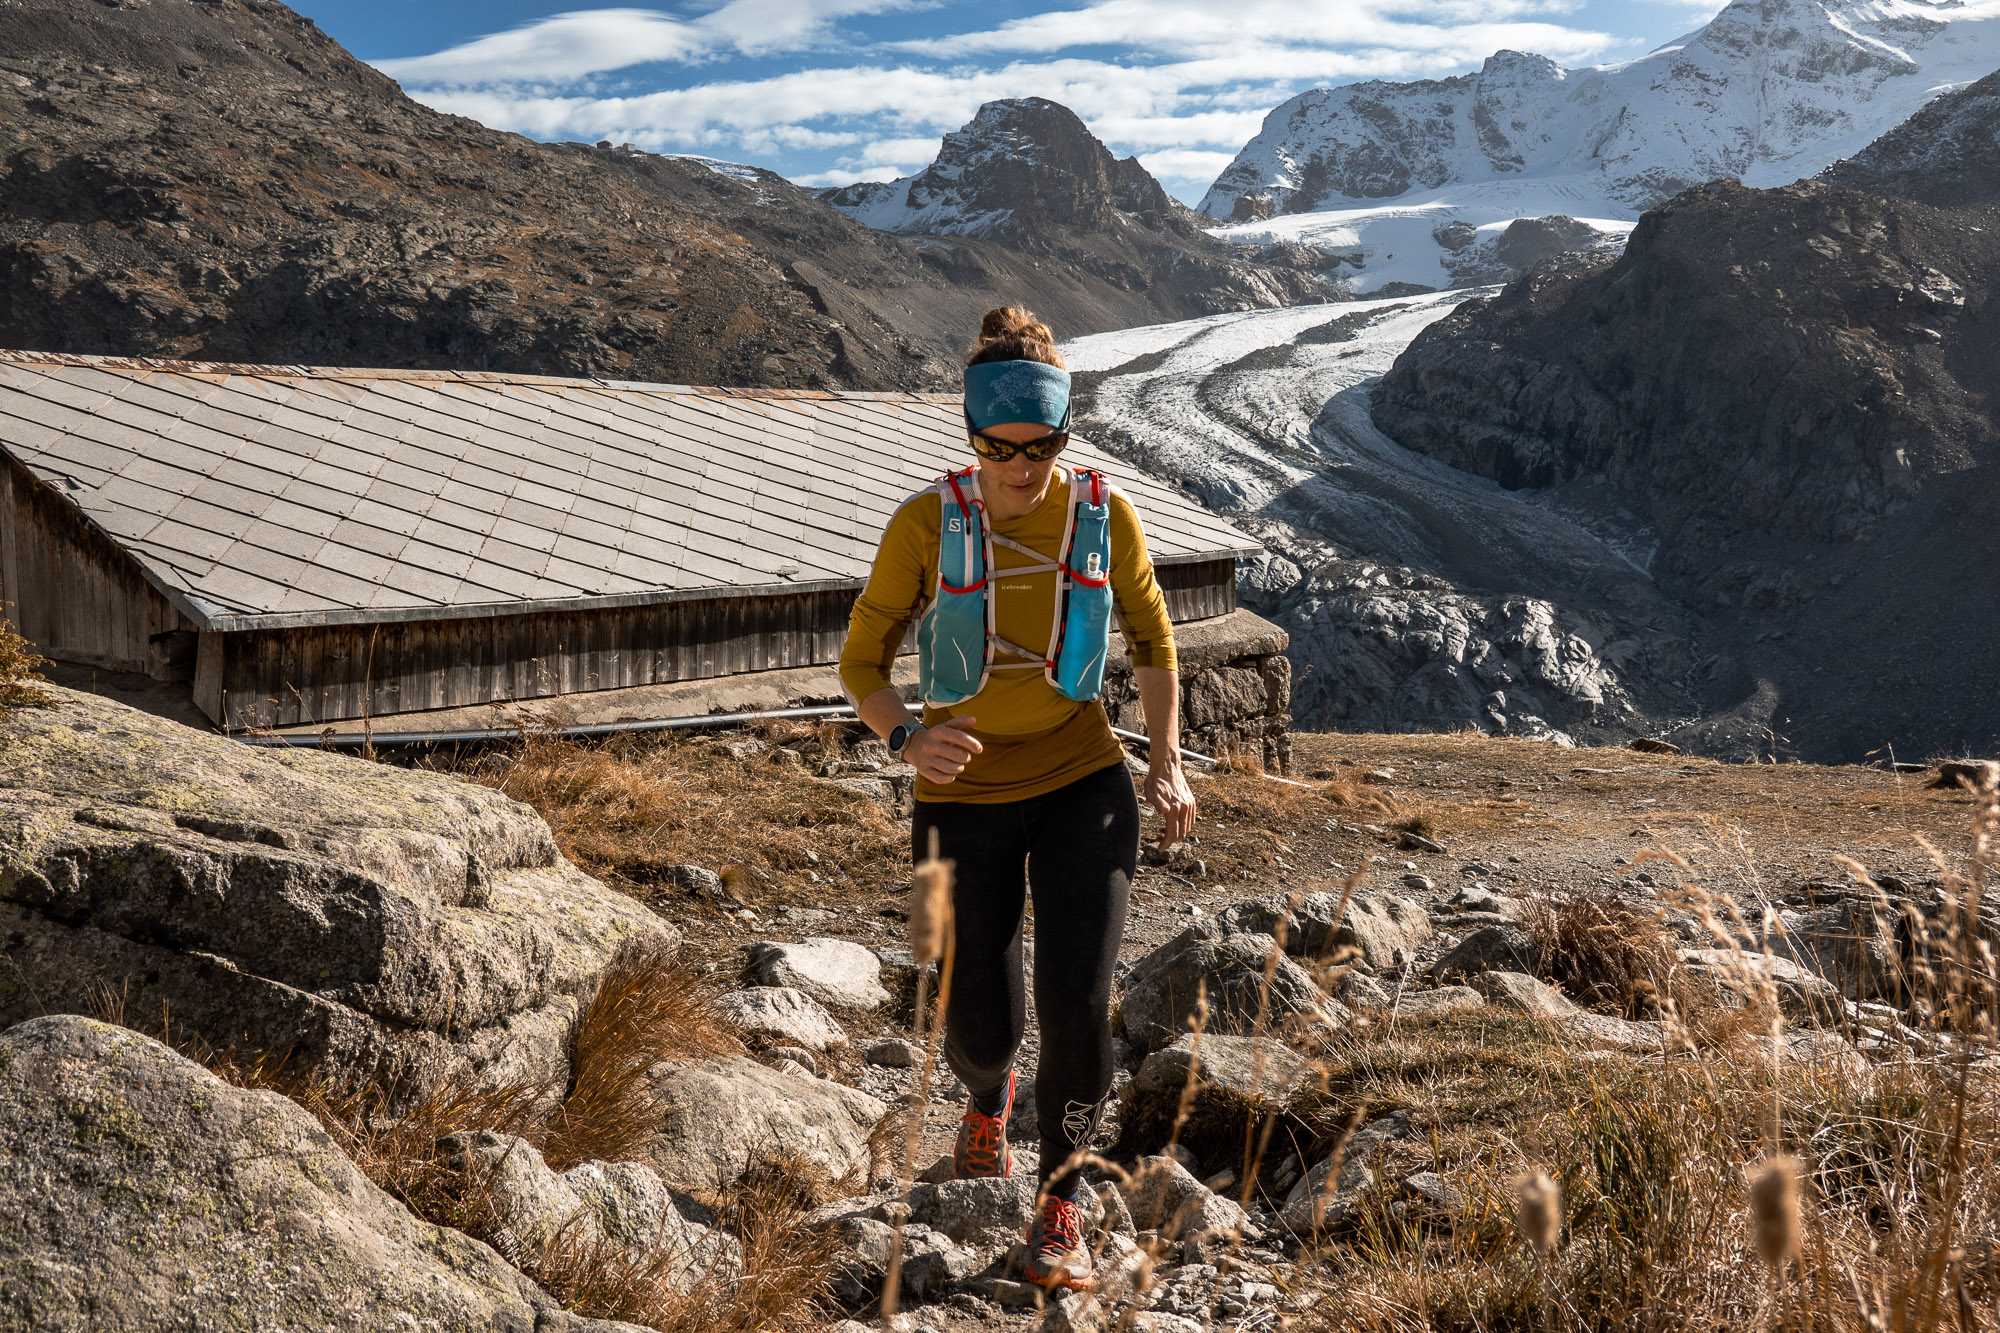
[
  {"x1": 1136, "y1": 148, "x2": 1237, "y2": 183},
  {"x1": 376, "y1": 9, "x2": 702, "y2": 84},
  {"x1": 890, "y1": 0, "x2": 1607, "y2": 61},
  {"x1": 376, "y1": 1, "x2": 920, "y2": 86},
  {"x1": 789, "y1": 165, "x2": 906, "y2": 187}
]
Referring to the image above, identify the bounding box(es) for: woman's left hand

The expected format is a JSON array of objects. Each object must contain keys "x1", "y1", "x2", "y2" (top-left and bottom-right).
[{"x1": 1144, "y1": 756, "x2": 1197, "y2": 846}]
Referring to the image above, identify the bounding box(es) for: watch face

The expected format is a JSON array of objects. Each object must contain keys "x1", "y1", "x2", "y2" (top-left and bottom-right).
[{"x1": 889, "y1": 724, "x2": 911, "y2": 753}]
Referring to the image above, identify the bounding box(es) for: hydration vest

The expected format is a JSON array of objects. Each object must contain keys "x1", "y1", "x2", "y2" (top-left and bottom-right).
[{"x1": 917, "y1": 464, "x2": 1115, "y2": 707}]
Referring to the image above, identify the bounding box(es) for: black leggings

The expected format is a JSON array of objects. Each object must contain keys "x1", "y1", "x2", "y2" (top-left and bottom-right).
[{"x1": 911, "y1": 760, "x2": 1139, "y2": 1196}]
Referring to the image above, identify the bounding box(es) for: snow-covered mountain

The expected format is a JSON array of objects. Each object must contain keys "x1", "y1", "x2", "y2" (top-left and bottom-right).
[
  {"x1": 1199, "y1": 0, "x2": 2000, "y2": 293},
  {"x1": 821, "y1": 98, "x2": 1189, "y2": 239}
]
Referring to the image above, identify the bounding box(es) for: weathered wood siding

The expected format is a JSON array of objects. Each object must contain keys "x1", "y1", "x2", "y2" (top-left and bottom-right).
[
  {"x1": 1157, "y1": 558, "x2": 1236, "y2": 624},
  {"x1": 0, "y1": 460, "x2": 196, "y2": 676},
  {"x1": 212, "y1": 559, "x2": 1239, "y2": 730}
]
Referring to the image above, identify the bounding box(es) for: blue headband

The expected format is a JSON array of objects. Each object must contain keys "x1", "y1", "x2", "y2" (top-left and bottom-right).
[{"x1": 964, "y1": 359, "x2": 1072, "y2": 433}]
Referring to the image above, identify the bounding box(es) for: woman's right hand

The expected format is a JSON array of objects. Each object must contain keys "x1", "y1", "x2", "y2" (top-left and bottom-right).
[{"x1": 907, "y1": 715, "x2": 984, "y2": 785}]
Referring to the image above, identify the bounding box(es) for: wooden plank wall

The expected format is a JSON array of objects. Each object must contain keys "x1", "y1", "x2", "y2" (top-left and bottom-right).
[
  {"x1": 214, "y1": 559, "x2": 1241, "y2": 730},
  {"x1": 0, "y1": 459, "x2": 197, "y2": 676}
]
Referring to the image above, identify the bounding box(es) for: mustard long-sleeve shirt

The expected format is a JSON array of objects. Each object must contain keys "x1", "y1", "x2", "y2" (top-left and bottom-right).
[{"x1": 839, "y1": 468, "x2": 1178, "y2": 804}]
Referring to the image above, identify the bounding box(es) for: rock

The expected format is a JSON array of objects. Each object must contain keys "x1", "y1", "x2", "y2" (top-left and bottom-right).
[
  {"x1": 1429, "y1": 923, "x2": 1538, "y2": 979},
  {"x1": 0, "y1": 1015, "x2": 642, "y2": 1332},
  {"x1": 766, "y1": 1045, "x2": 822, "y2": 1077},
  {"x1": 657, "y1": 863, "x2": 728, "y2": 901},
  {"x1": 1629, "y1": 738, "x2": 1683, "y2": 755},
  {"x1": 832, "y1": 1216, "x2": 979, "y2": 1305},
  {"x1": 1399, "y1": 831, "x2": 1447, "y2": 855},
  {"x1": 1337, "y1": 971, "x2": 1397, "y2": 1008},
  {"x1": 644, "y1": 1056, "x2": 886, "y2": 1193},
  {"x1": 1446, "y1": 883, "x2": 1513, "y2": 916},
  {"x1": 1770, "y1": 900, "x2": 1905, "y2": 1002},
  {"x1": 1119, "y1": 923, "x2": 1347, "y2": 1054},
  {"x1": 0, "y1": 688, "x2": 673, "y2": 1109},
  {"x1": 1115, "y1": 1156, "x2": 1253, "y2": 1240},
  {"x1": 1401, "y1": 873, "x2": 1434, "y2": 893},
  {"x1": 1122, "y1": 1033, "x2": 1315, "y2": 1158},
  {"x1": 866, "y1": 1037, "x2": 921, "y2": 1068},
  {"x1": 900, "y1": 1175, "x2": 1110, "y2": 1260},
  {"x1": 1470, "y1": 970, "x2": 1576, "y2": 1020},
  {"x1": 1278, "y1": 1111, "x2": 1412, "y2": 1235},
  {"x1": 746, "y1": 938, "x2": 890, "y2": 1011},
  {"x1": 1216, "y1": 890, "x2": 1429, "y2": 969},
  {"x1": 1678, "y1": 947, "x2": 1843, "y2": 1023},
  {"x1": 1336, "y1": 893, "x2": 1434, "y2": 971},
  {"x1": 715, "y1": 986, "x2": 849, "y2": 1053},
  {"x1": 439, "y1": 1131, "x2": 739, "y2": 1291},
  {"x1": 1470, "y1": 973, "x2": 1666, "y2": 1051},
  {"x1": 1931, "y1": 759, "x2": 1999, "y2": 791},
  {"x1": 1394, "y1": 985, "x2": 1485, "y2": 1018}
]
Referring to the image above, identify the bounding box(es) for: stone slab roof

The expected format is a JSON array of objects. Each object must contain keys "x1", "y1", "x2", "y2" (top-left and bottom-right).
[{"x1": 0, "y1": 351, "x2": 1259, "y2": 632}]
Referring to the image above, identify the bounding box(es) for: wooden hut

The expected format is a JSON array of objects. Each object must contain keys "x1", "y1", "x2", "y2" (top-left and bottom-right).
[{"x1": 0, "y1": 351, "x2": 1285, "y2": 744}]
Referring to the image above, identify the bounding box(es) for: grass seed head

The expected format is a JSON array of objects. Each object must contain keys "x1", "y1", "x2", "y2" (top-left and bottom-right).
[
  {"x1": 909, "y1": 857, "x2": 954, "y2": 965},
  {"x1": 1749, "y1": 1154, "x2": 1803, "y2": 1270},
  {"x1": 1514, "y1": 1170, "x2": 1561, "y2": 1257}
]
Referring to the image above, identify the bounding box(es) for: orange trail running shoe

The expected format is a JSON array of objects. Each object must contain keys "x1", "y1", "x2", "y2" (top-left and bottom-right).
[
  {"x1": 1023, "y1": 1191, "x2": 1094, "y2": 1291},
  {"x1": 953, "y1": 1068, "x2": 1016, "y2": 1179}
]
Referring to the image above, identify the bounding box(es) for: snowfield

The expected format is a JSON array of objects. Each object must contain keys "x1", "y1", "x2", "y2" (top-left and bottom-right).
[{"x1": 1209, "y1": 177, "x2": 1636, "y2": 295}]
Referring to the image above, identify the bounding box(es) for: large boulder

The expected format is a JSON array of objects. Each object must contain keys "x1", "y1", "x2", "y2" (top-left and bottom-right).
[
  {"x1": 1119, "y1": 922, "x2": 1347, "y2": 1055},
  {"x1": 1470, "y1": 972, "x2": 1665, "y2": 1052},
  {"x1": 1216, "y1": 890, "x2": 1430, "y2": 968},
  {"x1": 0, "y1": 1015, "x2": 644, "y2": 1332},
  {"x1": 0, "y1": 688, "x2": 673, "y2": 1104},
  {"x1": 1120, "y1": 1034, "x2": 1316, "y2": 1162},
  {"x1": 438, "y1": 1131, "x2": 740, "y2": 1293},
  {"x1": 746, "y1": 938, "x2": 890, "y2": 1011},
  {"x1": 1115, "y1": 1156, "x2": 1253, "y2": 1240},
  {"x1": 1278, "y1": 1111, "x2": 1411, "y2": 1235},
  {"x1": 644, "y1": 1056, "x2": 886, "y2": 1193},
  {"x1": 715, "y1": 986, "x2": 850, "y2": 1053}
]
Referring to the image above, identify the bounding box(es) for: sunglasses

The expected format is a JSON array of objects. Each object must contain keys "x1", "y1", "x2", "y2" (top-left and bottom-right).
[
  {"x1": 963, "y1": 405, "x2": 1073, "y2": 463},
  {"x1": 969, "y1": 427, "x2": 1070, "y2": 463}
]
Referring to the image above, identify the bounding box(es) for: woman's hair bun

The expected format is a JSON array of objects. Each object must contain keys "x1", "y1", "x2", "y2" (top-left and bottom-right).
[{"x1": 969, "y1": 305, "x2": 1065, "y2": 368}]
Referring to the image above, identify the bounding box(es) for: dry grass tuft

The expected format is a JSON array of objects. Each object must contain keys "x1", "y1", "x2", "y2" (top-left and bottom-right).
[
  {"x1": 447, "y1": 729, "x2": 904, "y2": 907},
  {"x1": 1520, "y1": 892, "x2": 1703, "y2": 1021},
  {"x1": 543, "y1": 936, "x2": 742, "y2": 1171},
  {"x1": 0, "y1": 615, "x2": 51, "y2": 710}
]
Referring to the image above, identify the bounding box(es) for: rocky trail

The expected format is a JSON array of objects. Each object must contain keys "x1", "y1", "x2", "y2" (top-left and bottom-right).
[
  {"x1": 1066, "y1": 299, "x2": 1703, "y2": 748},
  {"x1": 6, "y1": 682, "x2": 1991, "y2": 1330}
]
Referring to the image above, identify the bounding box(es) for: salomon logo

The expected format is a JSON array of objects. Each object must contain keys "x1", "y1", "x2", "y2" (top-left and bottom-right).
[{"x1": 948, "y1": 516, "x2": 963, "y2": 533}]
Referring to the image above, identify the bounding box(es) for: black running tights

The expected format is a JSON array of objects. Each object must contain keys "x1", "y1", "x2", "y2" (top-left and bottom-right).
[{"x1": 911, "y1": 760, "x2": 1139, "y2": 1197}]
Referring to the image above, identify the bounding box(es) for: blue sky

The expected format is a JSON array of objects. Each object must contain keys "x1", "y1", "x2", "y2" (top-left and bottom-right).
[{"x1": 299, "y1": 0, "x2": 1730, "y2": 203}]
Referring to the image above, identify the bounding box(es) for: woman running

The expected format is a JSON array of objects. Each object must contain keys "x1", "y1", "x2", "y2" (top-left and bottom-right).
[{"x1": 839, "y1": 306, "x2": 1197, "y2": 1290}]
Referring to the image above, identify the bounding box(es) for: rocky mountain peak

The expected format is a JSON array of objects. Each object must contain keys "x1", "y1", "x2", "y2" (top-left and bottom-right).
[{"x1": 820, "y1": 97, "x2": 1188, "y2": 238}]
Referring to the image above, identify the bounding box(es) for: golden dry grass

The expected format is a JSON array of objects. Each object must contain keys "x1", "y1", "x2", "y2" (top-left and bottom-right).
[
  {"x1": 0, "y1": 614, "x2": 51, "y2": 709},
  {"x1": 445, "y1": 727, "x2": 905, "y2": 909},
  {"x1": 542, "y1": 935, "x2": 743, "y2": 1171}
]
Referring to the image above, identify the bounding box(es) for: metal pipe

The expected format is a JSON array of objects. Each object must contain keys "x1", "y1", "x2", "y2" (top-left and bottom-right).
[
  {"x1": 235, "y1": 703, "x2": 1222, "y2": 767},
  {"x1": 234, "y1": 703, "x2": 858, "y2": 748}
]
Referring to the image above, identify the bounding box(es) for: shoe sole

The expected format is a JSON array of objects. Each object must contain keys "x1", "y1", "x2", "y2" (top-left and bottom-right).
[{"x1": 1023, "y1": 1263, "x2": 1094, "y2": 1292}]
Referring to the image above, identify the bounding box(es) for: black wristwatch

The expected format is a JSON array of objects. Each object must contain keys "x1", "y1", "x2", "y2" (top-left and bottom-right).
[{"x1": 887, "y1": 722, "x2": 925, "y2": 758}]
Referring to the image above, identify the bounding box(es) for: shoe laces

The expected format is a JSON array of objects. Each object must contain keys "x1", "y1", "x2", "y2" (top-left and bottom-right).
[
  {"x1": 1036, "y1": 1195, "x2": 1082, "y2": 1253},
  {"x1": 961, "y1": 1109, "x2": 1003, "y2": 1173}
]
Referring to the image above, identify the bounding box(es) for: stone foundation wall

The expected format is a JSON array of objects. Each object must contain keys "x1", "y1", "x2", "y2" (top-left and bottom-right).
[{"x1": 1099, "y1": 608, "x2": 1293, "y2": 773}]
